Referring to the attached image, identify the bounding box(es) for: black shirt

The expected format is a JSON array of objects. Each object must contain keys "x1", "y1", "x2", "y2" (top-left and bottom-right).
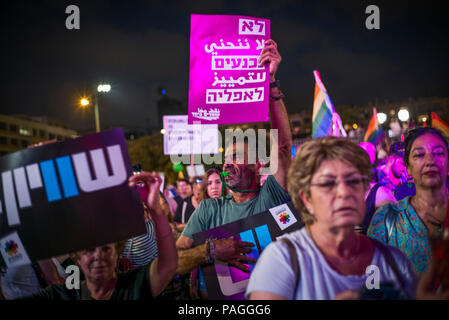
[
  {"x1": 174, "y1": 196, "x2": 196, "y2": 224},
  {"x1": 24, "y1": 264, "x2": 153, "y2": 300}
]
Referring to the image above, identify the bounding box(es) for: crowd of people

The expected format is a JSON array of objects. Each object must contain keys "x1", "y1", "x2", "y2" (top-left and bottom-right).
[{"x1": 1, "y1": 38, "x2": 448, "y2": 300}]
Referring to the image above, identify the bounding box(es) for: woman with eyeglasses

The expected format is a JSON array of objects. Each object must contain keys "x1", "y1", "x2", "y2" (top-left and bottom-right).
[
  {"x1": 368, "y1": 127, "x2": 449, "y2": 281},
  {"x1": 247, "y1": 137, "x2": 417, "y2": 300}
]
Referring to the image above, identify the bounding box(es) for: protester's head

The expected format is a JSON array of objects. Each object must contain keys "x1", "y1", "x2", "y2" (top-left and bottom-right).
[
  {"x1": 176, "y1": 179, "x2": 192, "y2": 199},
  {"x1": 404, "y1": 127, "x2": 449, "y2": 189},
  {"x1": 288, "y1": 137, "x2": 371, "y2": 226},
  {"x1": 223, "y1": 141, "x2": 262, "y2": 191},
  {"x1": 201, "y1": 167, "x2": 223, "y2": 199},
  {"x1": 159, "y1": 191, "x2": 174, "y2": 222},
  {"x1": 70, "y1": 240, "x2": 126, "y2": 283},
  {"x1": 386, "y1": 141, "x2": 407, "y2": 179},
  {"x1": 192, "y1": 180, "x2": 203, "y2": 202},
  {"x1": 358, "y1": 142, "x2": 376, "y2": 165}
]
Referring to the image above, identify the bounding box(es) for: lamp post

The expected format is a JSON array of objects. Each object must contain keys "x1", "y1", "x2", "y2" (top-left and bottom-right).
[
  {"x1": 95, "y1": 84, "x2": 111, "y2": 133},
  {"x1": 79, "y1": 84, "x2": 111, "y2": 133}
]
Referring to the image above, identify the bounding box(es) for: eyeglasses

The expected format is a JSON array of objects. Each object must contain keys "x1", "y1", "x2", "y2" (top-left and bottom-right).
[{"x1": 310, "y1": 175, "x2": 368, "y2": 192}]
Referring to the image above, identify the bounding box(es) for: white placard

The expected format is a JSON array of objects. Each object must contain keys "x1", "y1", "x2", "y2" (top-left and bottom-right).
[
  {"x1": 163, "y1": 115, "x2": 219, "y2": 155},
  {"x1": 158, "y1": 172, "x2": 165, "y2": 193},
  {"x1": 0, "y1": 231, "x2": 32, "y2": 268},
  {"x1": 187, "y1": 164, "x2": 206, "y2": 177},
  {"x1": 269, "y1": 203, "x2": 298, "y2": 231}
]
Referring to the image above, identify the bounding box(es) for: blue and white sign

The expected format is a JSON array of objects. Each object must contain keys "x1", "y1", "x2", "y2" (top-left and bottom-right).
[
  {"x1": 192, "y1": 202, "x2": 303, "y2": 300},
  {"x1": 0, "y1": 129, "x2": 146, "y2": 265}
]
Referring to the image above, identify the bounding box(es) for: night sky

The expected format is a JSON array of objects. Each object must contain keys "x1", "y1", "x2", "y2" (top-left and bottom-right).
[{"x1": 1, "y1": 0, "x2": 448, "y2": 133}]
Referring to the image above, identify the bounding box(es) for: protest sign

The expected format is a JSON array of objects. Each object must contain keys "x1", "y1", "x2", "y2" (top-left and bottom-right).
[
  {"x1": 163, "y1": 115, "x2": 219, "y2": 155},
  {"x1": 188, "y1": 14, "x2": 271, "y2": 125},
  {"x1": 0, "y1": 128, "x2": 146, "y2": 268},
  {"x1": 186, "y1": 164, "x2": 205, "y2": 177},
  {"x1": 192, "y1": 202, "x2": 304, "y2": 300}
]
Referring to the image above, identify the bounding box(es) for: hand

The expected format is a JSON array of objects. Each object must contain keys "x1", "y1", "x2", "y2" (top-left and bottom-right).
[
  {"x1": 416, "y1": 261, "x2": 449, "y2": 300},
  {"x1": 214, "y1": 237, "x2": 257, "y2": 272},
  {"x1": 334, "y1": 290, "x2": 360, "y2": 300},
  {"x1": 258, "y1": 39, "x2": 282, "y2": 82},
  {"x1": 128, "y1": 171, "x2": 162, "y2": 214}
]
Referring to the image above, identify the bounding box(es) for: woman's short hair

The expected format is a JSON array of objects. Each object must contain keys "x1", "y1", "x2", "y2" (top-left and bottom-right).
[
  {"x1": 403, "y1": 127, "x2": 449, "y2": 167},
  {"x1": 287, "y1": 137, "x2": 372, "y2": 225},
  {"x1": 200, "y1": 166, "x2": 223, "y2": 200},
  {"x1": 70, "y1": 240, "x2": 127, "y2": 264}
]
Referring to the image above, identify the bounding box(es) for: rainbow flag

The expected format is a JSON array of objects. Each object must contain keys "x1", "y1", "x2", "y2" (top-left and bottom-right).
[
  {"x1": 364, "y1": 108, "x2": 384, "y2": 145},
  {"x1": 432, "y1": 112, "x2": 449, "y2": 137},
  {"x1": 312, "y1": 71, "x2": 335, "y2": 138}
]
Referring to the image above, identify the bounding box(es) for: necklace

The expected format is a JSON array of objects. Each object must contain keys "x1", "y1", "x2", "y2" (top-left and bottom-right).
[{"x1": 411, "y1": 197, "x2": 446, "y2": 231}]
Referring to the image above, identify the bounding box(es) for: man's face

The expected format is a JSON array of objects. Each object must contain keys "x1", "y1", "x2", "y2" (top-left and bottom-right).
[
  {"x1": 223, "y1": 142, "x2": 258, "y2": 189},
  {"x1": 177, "y1": 181, "x2": 188, "y2": 197},
  {"x1": 390, "y1": 155, "x2": 407, "y2": 179}
]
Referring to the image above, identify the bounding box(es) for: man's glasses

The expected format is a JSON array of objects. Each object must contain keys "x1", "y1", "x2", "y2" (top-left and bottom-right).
[{"x1": 310, "y1": 175, "x2": 368, "y2": 192}]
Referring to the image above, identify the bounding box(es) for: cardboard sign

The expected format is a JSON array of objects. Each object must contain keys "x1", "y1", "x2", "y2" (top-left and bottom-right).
[
  {"x1": 192, "y1": 202, "x2": 304, "y2": 300},
  {"x1": 163, "y1": 115, "x2": 219, "y2": 155},
  {"x1": 0, "y1": 129, "x2": 146, "y2": 267},
  {"x1": 188, "y1": 14, "x2": 271, "y2": 125}
]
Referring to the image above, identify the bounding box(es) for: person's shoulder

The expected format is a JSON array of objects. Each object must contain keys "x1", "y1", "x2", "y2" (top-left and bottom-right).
[
  {"x1": 117, "y1": 264, "x2": 151, "y2": 285},
  {"x1": 376, "y1": 197, "x2": 404, "y2": 214},
  {"x1": 262, "y1": 175, "x2": 280, "y2": 189},
  {"x1": 259, "y1": 175, "x2": 290, "y2": 199},
  {"x1": 26, "y1": 283, "x2": 77, "y2": 300},
  {"x1": 201, "y1": 196, "x2": 231, "y2": 209},
  {"x1": 372, "y1": 239, "x2": 417, "y2": 275},
  {"x1": 265, "y1": 228, "x2": 308, "y2": 256}
]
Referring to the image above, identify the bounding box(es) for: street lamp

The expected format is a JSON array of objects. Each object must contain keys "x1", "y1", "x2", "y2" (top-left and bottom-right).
[
  {"x1": 398, "y1": 109, "x2": 410, "y2": 122},
  {"x1": 79, "y1": 83, "x2": 111, "y2": 133},
  {"x1": 377, "y1": 112, "x2": 387, "y2": 124},
  {"x1": 80, "y1": 98, "x2": 90, "y2": 107}
]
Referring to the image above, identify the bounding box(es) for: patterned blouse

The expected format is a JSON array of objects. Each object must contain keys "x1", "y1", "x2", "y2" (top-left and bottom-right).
[{"x1": 367, "y1": 196, "x2": 431, "y2": 275}]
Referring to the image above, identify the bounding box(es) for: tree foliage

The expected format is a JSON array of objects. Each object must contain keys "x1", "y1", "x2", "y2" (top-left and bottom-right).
[{"x1": 127, "y1": 134, "x2": 178, "y2": 183}]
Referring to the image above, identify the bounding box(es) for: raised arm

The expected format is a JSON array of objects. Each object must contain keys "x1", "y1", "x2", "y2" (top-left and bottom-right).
[
  {"x1": 128, "y1": 172, "x2": 178, "y2": 297},
  {"x1": 258, "y1": 39, "x2": 292, "y2": 191}
]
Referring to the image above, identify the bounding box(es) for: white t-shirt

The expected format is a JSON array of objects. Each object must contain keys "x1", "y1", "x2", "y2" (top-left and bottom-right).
[{"x1": 246, "y1": 227, "x2": 418, "y2": 300}]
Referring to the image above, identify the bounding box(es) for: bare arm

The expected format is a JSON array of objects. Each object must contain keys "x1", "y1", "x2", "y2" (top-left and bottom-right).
[
  {"x1": 416, "y1": 261, "x2": 449, "y2": 300},
  {"x1": 36, "y1": 259, "x2": 63, "y2": 286},
  {"x1": 128, "y1": 172, "x2": 178, "y2": 297},
  {"x1": 259, "y1": 39, "x2": 291, "y2": 191},
  {"x1": 375, "y1": 186, "x2": 396, "y2": 208},
  {"x1": 176, "y1": 235, "x2": 256, "y2": 275},
  {"x1": 177, "y1": 244, "x2": 208, "y2": 275},
  {"x1": 250, "y1": 291, "x2": 288, "y2": 300}
]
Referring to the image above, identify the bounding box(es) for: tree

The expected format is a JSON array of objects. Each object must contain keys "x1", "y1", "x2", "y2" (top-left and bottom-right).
[{"x1": 127, "y1": 134, "x2": 178, "y2": 183}]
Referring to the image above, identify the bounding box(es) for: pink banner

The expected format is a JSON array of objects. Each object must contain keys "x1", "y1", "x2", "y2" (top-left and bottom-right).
[{"x1": 188, "y1": 14, "x2": 271, "y2": 125}]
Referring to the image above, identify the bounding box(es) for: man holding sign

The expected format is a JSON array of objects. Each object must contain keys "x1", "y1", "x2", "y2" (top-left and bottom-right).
[{"x1": 176, "y1": 38, "x2": 292, "y2": 278}]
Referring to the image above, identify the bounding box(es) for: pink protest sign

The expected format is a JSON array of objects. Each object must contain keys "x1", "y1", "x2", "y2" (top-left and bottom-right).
[{"x1": 188, "y1": 14, "x2": 271, "y2": 125}]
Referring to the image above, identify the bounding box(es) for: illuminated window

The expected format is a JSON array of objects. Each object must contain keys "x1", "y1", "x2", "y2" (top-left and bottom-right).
[{"x1": 19, "y1": 127, "x2": 31, "y2": 136}]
